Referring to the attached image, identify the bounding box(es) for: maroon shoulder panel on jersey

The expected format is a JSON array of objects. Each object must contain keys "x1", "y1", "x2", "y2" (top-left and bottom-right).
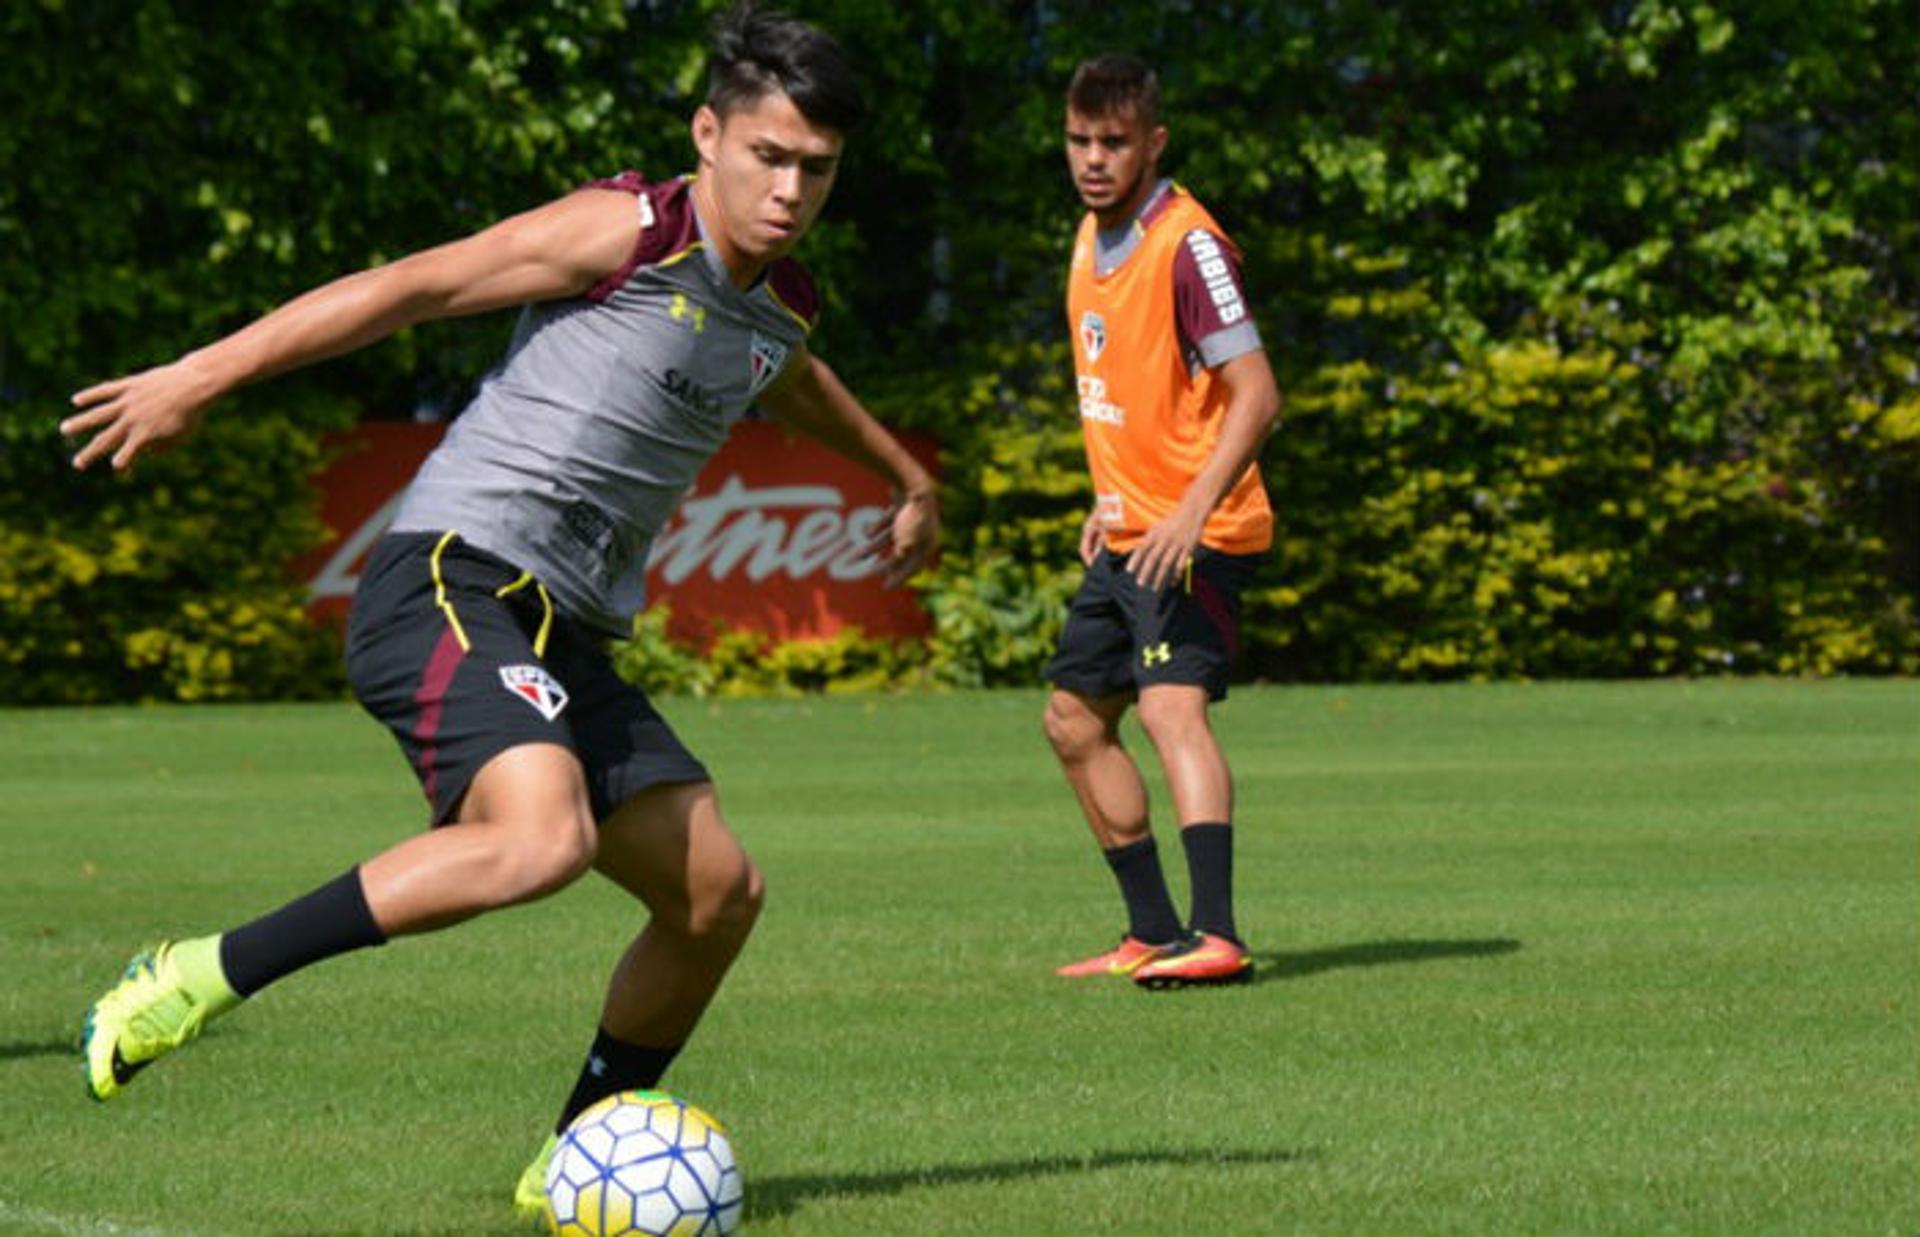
[
  {"x1": 1137, "y1": 182, "x2": 1181, "y2": 232},
  {"x1": 581, "y1": 172, "x2": 702, "y2": 303},
  {"x1": 1171, "y1": 226, "x2": 1253, "y2": 349},
  {"x1": 765, "y1": 258, "x2": 821, "y2": 332}
]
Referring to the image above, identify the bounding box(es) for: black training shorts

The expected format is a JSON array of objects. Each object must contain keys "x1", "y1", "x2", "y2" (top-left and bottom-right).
[
  {"x1": 1044, "y1": 545, "x2": 1263, "y2": 703},
  {"x1": 345, "y1": 531, "x2": 708, "y2": 824}
]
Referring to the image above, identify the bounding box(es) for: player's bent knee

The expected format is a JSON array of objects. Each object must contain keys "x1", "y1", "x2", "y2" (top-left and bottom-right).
[
  {"x1": 685, "y1": 856, "x2": 764, "y2": 943},
  {"x1": 493, "y1": 812, "x2": 598, "y2": 904},
  {"x1": 1135, "y1": 692, "x2": 1210, "y2": 747},
  {"x1": 1043, "y1": 695, "x2": 1104, "y2": 760}
]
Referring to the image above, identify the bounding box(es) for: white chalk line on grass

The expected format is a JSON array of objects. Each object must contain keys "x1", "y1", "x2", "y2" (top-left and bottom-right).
[{"x1": 0, "y1": 1198, "x2": 209, "y2": 1237}]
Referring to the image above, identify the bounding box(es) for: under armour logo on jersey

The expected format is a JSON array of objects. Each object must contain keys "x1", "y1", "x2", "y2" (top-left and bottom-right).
[
  {"x1": 670, "y1": 293, "x2": 707, "y2": 333},
  {"x1": 1142, "y1": 642, "x2": 1173, "y2": 667},
  {"x1": 500, "y1": 665, "x2": 569, "y2": 721}
]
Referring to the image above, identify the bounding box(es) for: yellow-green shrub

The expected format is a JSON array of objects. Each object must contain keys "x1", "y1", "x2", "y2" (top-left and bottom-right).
[{"x1": 4, "y1": 407, "x2": 346, "y2": 704}]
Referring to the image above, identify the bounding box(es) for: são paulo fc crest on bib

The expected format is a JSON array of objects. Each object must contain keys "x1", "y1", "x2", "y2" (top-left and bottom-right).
[
  {"x1": 1079, "y1": 311, "x2": 1107, "y2": 362},
  {"x1": 748, "y1": 332, "x2": 790, "y2": 398},
  {"x1": 500, "y1": 665, "x2": 569, "y2": 721}
]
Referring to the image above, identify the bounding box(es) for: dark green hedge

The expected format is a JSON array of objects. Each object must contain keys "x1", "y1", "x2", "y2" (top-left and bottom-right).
[{"x1": 5, "y1": 1, "x2": 1915, "y2": 702}]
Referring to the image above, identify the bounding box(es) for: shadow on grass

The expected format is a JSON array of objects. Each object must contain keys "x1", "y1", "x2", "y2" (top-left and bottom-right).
[
  {"x1": 434, "y1": 1147, "x2": 1314, "y2": 1236},
  {"x1": 0, "y1": 1037, "x2": 73, "y2": 1061},
  {"x1": 1253, "y1": 937, "x2": 1521, "y2": 985},
  {"x1": 748, "y1": 1145, "x2": 1317, "y2": 1222}
]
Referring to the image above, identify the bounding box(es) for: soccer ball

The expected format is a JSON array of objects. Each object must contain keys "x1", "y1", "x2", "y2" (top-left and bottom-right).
[{"x1": 545, "y1": 1090, "x2": 744, "y2": 1237}]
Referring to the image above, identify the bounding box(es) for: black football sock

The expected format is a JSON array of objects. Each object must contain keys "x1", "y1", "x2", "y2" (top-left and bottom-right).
[
  {"x1": 1181, "y1": 822, "x2": 1241, "y2": 945},
  {"x1": 1104, "y1": 835, "x2": 1184, "y2": 945},
  {"x1": 217, "y1": 866, "x2": 388, "y2": 998},
  {"x1": 556, "y1": 1031, "x2": 684, "y2": 1134}
]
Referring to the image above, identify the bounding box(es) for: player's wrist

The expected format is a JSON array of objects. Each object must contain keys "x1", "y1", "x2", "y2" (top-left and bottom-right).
[{"x1": 175, "y1": 350, "x2": 237, "y2": 406}]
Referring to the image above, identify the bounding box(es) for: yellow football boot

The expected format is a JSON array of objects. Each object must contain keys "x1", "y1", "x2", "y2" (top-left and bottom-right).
[{"x1": 81, "y1": 938, "x2": 240, "y2": 1101}]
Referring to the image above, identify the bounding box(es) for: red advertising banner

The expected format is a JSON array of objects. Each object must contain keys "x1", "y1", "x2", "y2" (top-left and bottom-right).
[{"x1": 292, "y1": 420, "x2": 938, "y2": 644}]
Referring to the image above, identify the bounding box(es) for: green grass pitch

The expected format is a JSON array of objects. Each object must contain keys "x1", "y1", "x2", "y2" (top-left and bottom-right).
[{"x1": 1, "y1": 680, "x2": 1915, "y2": 1235}]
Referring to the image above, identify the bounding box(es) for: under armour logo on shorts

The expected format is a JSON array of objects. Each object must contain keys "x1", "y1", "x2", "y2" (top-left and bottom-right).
[
  {"x1": 500, "y1": 665, "x2": 569, "y2": 721},
  {"x1": 1142, "y1": 642, "x2": 1173, "y2": 667}
]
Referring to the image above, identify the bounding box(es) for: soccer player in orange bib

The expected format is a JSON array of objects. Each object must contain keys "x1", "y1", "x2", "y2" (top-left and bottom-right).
[{"x1": 1044, "y1": 55, "x2": 1282, "y2": 989}]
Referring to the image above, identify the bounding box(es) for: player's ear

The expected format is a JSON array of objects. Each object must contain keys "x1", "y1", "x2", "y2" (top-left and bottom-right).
[
  {"x1": 691, "y1": 105, "x2": 722, "y2": 165},
  {"x1": 1148, "y1": 124, "x2": 1169, "y2": 164}
]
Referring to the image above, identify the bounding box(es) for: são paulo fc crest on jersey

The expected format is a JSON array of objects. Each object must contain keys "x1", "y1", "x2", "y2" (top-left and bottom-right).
[
  {"x1": 749, "y1": 332, "x2": 790, "y2": 398},
  {"x1": 500, "y1": 665, "x2": 569, "y2": 721},
  {"x1": 1079, "y1": 310, "x2": 1107, "y2": 362}
]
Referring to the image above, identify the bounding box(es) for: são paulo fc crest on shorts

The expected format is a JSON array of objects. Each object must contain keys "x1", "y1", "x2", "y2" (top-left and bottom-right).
[
  {"x1": 1079, "y1": 310, "x2": 1106, "y2": 362},
  {"x1": 500, "y1": 665, "x2": 569, "y2": 721},
  {"x1": 749, "y1": 332, "x2": 790, "y2": 398}
]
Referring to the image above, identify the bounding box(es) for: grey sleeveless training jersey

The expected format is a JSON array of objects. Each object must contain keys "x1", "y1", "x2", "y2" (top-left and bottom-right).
[{"x1": 390, "y1": 173, "x2": 820, "y2": 638}]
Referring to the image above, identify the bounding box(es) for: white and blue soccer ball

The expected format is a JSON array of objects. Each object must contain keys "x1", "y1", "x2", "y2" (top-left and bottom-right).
[{"x1": 545, "y1": 1090, "x2": 743, "y2": 1237}]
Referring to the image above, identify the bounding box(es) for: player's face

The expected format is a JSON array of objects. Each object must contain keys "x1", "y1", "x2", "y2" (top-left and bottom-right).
[
  {"x1": 693, "y1": 91, "x2": 843, "y2": 281},
  {"x1": 1065, "y1": 105, "x2": 1167, "y2": 223}
]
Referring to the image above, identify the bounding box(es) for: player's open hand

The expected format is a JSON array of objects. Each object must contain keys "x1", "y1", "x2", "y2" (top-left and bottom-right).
[
  {"x1": 1128, "y1": 505, "x2": 1207, "y2": 592},
  {"x1": 61, "y1": 359, "x2": 219, "y2": 472},
  {"x1": 871, "y1": 488, "x2": 939, "y2": 587}
]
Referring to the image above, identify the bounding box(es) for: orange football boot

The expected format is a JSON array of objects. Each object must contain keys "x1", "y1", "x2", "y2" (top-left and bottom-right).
[
  {"x1": 1131, "y1": 932, "x2": 1253, "y2": 989},
  {"x1": 1055, "y1": 936, "x2": 1174, "y2": 978}
]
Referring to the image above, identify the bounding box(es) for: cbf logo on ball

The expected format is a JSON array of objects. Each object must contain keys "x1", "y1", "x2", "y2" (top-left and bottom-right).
[{"x1": 1079, "y1": 310, "x2": 1106, "y2": 362}]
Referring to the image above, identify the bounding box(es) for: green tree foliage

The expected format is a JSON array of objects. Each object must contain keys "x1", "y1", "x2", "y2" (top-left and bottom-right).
[
  {"x1": 2, "y1": 0, "x2": 703, "y2": 701},
  {"x1": 1194, "y1": 0, "x2": 1920, "y2": 678},
  {"x1": 3, "y1": 1, "x2": 1914, "y2": 701},
  {"x1": 867, "y1": 0, "x2": 1920, "y2": 681}
]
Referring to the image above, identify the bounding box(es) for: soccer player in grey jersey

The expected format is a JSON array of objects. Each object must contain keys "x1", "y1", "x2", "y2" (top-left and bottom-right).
[{"x1": 62, "y1": 5, "x2": 936, "y2": 1220}]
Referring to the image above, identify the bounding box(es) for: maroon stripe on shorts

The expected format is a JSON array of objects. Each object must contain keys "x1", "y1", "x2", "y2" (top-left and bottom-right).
[
  {"x1": 1191, "y1": 571, "x2": 1239, "y2": 656},
  {"x1": 411, "y1": 626, "x2": 467, "y2": 809}
]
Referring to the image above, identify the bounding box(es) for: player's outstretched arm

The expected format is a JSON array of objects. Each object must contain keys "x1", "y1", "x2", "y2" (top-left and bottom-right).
[
  {"x1": 1127, "y1": 348, "x2": 1281, "y2": 591},
  {"x1": 60, "y1": 188, "x2": 642, "y2": 473},
  {"x1": 757, "y1": 349, "x2": 940, "y2": 585}
]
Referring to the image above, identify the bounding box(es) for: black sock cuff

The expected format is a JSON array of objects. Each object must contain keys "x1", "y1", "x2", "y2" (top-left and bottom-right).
[
  {"x1": 556, "y1": 1032, "x2": 685, "y2": 1133},
  {"x1": 219, "y1": 867, "x2": 386, "y2": 998},
  {"x1": 1180, "y1": 822, "x2": 1240, "y2": 945},
  {"x1": 1103, "y1": 835, "x2": 1159, "y2": 869},
  {"x1": 337, "y1": 866, "x2": 387, "y2": 945},
  {"x1": 587, "y1": 1029, "x2": 683, "y2": 1083},
  {"x1": 1102, "y1": 834, "x2": 1183, "y2": 945},
  {"x1": 1181, "y1": 823, "x2": 1234, "y2": 866}
]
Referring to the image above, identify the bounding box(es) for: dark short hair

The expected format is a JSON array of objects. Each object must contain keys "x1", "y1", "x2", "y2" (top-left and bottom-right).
[
  {"x1": 1067, "y1": 54, "x2": 1160, "y2": 127},
  {"x1": 708, "y1": 2, "x2": 866, "y2": 134}
]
